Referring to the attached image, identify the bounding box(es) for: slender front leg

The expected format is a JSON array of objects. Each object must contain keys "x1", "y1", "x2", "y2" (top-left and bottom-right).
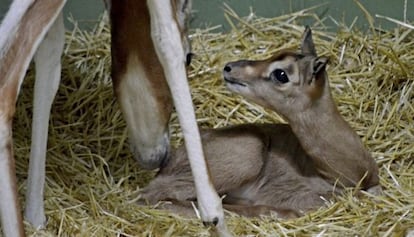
[
  {"x1": 0, "y1": 102, "x2": 25, "y2": 237},
  {"x1": 24, "y1": 12, "x2": 65, "y2": 228},
  {"x1": 0, "y1": 0, "x2": 66, "y2": 235},
  {"x1": 146, "y1": 1, "x2": 230, "y2": 236}
]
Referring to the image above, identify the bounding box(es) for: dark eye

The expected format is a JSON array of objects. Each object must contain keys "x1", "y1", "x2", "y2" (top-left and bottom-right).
[{"x1": 270, "y1": 69, "x2": 289, "y2": 83}]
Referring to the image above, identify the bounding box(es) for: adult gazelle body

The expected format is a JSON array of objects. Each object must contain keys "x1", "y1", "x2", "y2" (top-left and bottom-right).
[{"x1": 141, "y1": 27, "x2": 381, "y2": 217}]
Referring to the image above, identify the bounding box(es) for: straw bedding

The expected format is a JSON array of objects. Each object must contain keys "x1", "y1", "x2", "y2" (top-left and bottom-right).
[{"x1": 10, "y1": 6, "x2": 414, "y2": 237}]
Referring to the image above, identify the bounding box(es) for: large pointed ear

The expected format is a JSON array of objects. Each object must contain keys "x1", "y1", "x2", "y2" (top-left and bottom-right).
[
  {"x1": 301, "y1": 26, "x2": 317, "y2": 56},
  {"x1": 308, "y1": 57, "x2": 329, "y2": 96},
  {"x1": 313, "y1": 56, "x2": 329, "y2": 76},
  {"x1": 307, "y1": 56, "x2": 329, "y2": 98}
]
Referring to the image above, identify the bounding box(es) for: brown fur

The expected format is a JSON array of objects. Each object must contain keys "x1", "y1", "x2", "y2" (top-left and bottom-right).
[
  {"x1": 109, "y1": 0, "x2": 195, "y2": 170},
  {"x1": 0, "y1": 0, "x2": 63, "y2": 91},
  {"x1": 140, "y1": 27, "x2": 380, "y2": 218},
  {"x1": 110, "y1": 1, "x2": 174, "y2": 169},
  {"x1": 110, "y1": 1, "x2": 170, "y2": 104}
]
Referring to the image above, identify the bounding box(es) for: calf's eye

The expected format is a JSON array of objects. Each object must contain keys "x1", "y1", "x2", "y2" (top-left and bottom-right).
[{"x1": 270, "y1": 69, "x2": 289, "y2": 83}]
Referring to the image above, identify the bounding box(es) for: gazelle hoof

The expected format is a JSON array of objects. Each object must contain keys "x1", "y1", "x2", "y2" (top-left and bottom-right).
[{"x1": 202, "y1": 217, "x2": 219, "y2": 227}]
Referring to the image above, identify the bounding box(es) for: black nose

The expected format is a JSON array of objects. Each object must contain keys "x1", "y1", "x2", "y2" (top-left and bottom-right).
[{"x1": 223, "y1": 64, "x2": 232, "y2": 72}]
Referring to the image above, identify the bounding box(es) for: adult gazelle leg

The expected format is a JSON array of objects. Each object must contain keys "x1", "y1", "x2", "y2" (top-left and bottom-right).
[
  {"x1": 146, "y1": 1, "x2": 229, "y2": 236},
  {"x1": 0, "y1": 91, "x2": 25, "y2": 237},
  {"x1": 0, "y1": 0, "x2": 65, "y2": 234},
  {"x1": 25, "y1": 12, "x2": 65, "y2": 228}
]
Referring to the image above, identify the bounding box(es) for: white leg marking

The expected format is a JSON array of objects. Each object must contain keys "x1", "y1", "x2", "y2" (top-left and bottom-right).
[
  {"x1": 25, "y1": 12, "x2": 65, "y2": 228},
  {"x1": 146, "y1": 1, "x2": 230, "y2": 235}
]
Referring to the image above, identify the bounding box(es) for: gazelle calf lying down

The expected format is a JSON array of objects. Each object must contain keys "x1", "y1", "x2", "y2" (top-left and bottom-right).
[{"x1": 140, "y1": 27, "x2": 381, "y2": 218}]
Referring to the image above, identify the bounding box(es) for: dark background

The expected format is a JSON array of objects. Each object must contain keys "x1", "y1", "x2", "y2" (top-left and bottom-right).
[{"x1": 0, "y1": 0, "x2": 412, "y2": 31}]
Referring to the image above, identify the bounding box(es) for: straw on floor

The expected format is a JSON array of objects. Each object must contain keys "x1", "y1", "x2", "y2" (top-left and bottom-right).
[{"x1": 11, "y1": 6, "x2": 414, "y2": 237}]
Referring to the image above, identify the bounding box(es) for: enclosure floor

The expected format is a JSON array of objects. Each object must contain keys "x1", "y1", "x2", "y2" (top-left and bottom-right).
[{"x1": 10, "y1": 9, "x2": 414, "y2": 237}]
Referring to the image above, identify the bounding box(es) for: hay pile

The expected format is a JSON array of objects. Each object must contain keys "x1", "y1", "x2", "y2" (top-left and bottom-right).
[{"x1": 12, "y1": 6, "x2": 413, "y2": 237}]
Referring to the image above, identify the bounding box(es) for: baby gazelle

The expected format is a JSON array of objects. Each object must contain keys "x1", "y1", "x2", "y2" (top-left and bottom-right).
[{"x1": 140, "y1": 27, "x2": 380, "y2": 218}]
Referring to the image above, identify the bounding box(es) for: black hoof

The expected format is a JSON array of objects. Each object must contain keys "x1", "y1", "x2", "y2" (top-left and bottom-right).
[{"x1": 203, "y1": 217, "x2": 219, "y2": 227}]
